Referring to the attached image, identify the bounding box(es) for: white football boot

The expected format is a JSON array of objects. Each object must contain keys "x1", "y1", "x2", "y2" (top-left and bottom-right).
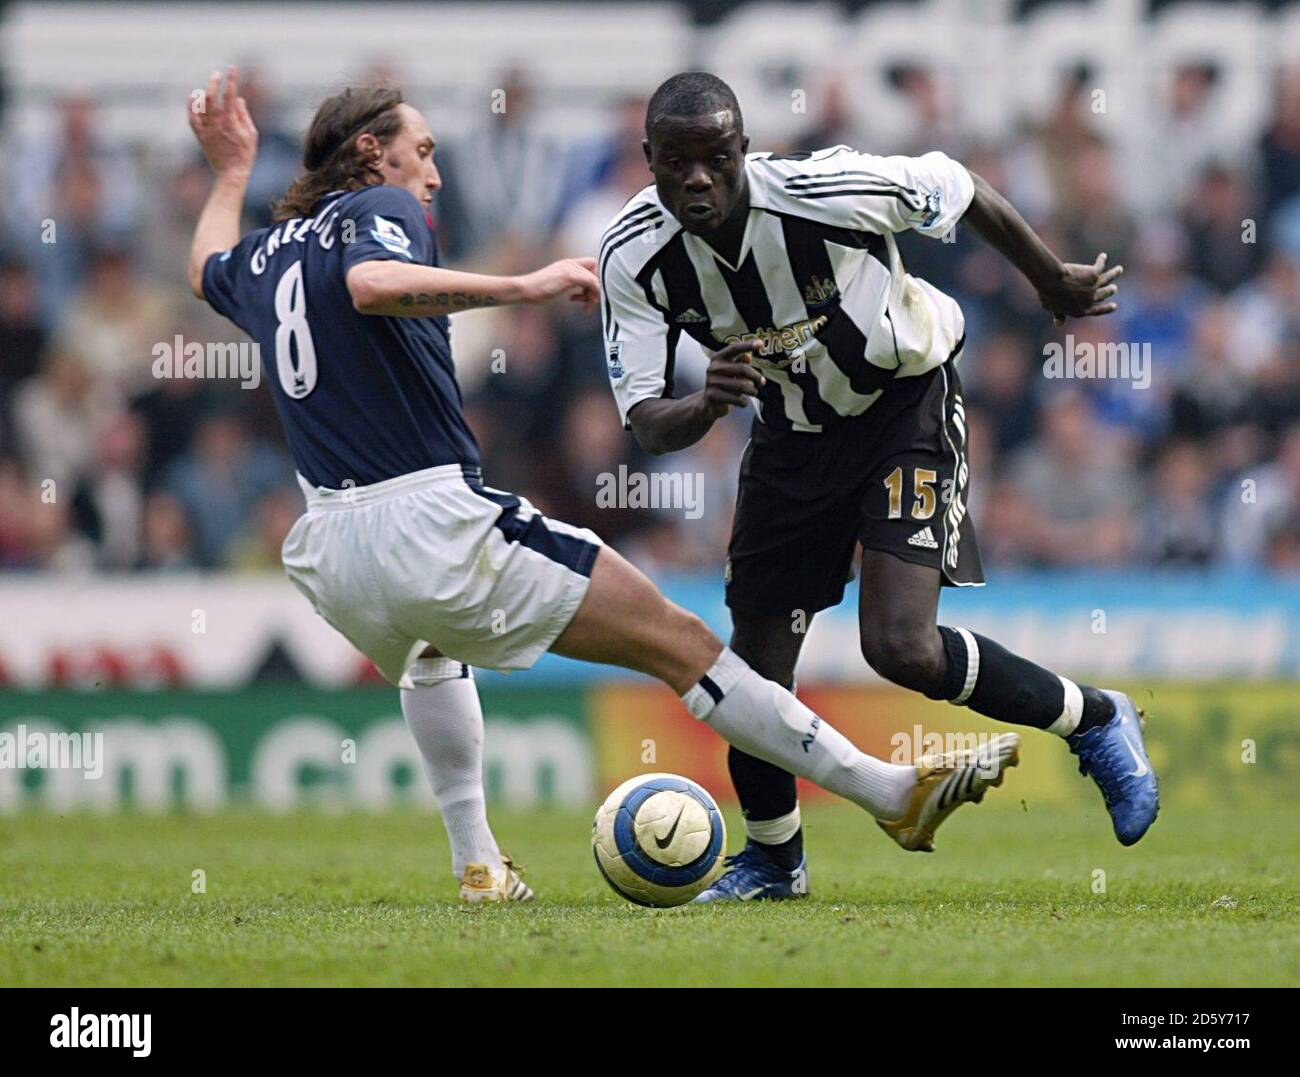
[
  {"x1": 877, "y1": 732, "x2": 1021, "y2": 852},
  {"x1": 458, "y1": 854, "x2": 534, "y2": 904}
]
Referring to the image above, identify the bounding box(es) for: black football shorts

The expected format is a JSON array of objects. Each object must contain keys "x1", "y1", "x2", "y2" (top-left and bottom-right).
[{"x1": 725, "y1": 359, "x2": 984, "y2": 616}]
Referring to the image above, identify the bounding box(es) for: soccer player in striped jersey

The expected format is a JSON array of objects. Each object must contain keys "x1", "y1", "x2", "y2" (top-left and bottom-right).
[
  {"x1": 599, "y1": 73, "x2": 1158, "y2": 903},
  {"x1": 187, "y1": 70, "x2": 1017, "y2": 904}
]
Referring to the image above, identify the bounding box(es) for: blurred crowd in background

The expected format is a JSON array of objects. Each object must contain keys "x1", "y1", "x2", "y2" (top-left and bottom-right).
[{"x1": 2, "y1": 59, "x2": 1300, "y2": 577}]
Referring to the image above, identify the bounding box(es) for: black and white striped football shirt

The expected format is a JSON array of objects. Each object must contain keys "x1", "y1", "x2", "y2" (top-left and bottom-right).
[{"x1": 599, "y1": 145, "x2": 973, "y2": 433}]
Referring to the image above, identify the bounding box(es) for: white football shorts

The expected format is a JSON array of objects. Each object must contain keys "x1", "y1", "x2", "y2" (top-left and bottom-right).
[{"x1": 281, "y1": 463, "x2": 603, "y2": 688}]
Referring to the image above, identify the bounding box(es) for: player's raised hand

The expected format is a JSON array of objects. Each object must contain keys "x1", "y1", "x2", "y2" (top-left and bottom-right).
[
  {"x1": 700, "y1": 339, "x2": 766, "y2": 418},
  {"x1": 1038, "y1": 252, "x2": 1124, "y2": 326},
  {"x1": 522, "y1": 257, "x2": 600, "y2": 313},
  {"x1": 189, "y1": 66, "x2": 259, "y2": 179}
]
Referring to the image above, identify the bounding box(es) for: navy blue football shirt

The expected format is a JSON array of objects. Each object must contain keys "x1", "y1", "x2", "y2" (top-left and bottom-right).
[{"x1": 202, "y1": 184, "x2": 481, "y2": 488}]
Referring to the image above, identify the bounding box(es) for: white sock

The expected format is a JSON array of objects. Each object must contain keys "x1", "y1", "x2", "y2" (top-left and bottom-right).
[
  {"x1": 746, "y1": 806, "x2": 802, "y2": 845},
  {"x1": 401, "y1": 657, "x2": 502, "y2": 877},
  {"x1": 1048, "y1": 676, "x2": 1084, "y2": 738},
  {"x1": 681, "y1": 649, "x2": 915, "y2": 820}
]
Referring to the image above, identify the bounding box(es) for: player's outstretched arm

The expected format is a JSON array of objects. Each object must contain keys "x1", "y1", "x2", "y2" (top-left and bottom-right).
[
  {"x1": 345, "y1": 257, "x2": 599, "y2": 317},
  {"x1": 961, "y1": 171, "x2": 1123, "y2": 326},
  {"x1": 627, "y1": 340, "x2": 765, "y2": 455},
  {"x1": 186, "y1": 67, "x2": 258, "y2": 299}
]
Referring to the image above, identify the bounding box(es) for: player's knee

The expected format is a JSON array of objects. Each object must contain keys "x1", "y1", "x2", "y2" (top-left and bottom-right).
[{"x1": 860, "y1": 620, "x2": 944, "y2": 692}]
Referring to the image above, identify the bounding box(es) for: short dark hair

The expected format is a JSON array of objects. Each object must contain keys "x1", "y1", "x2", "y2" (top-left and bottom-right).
[{"x1": 645, "y1": 72, "x2": 743, "y2": 140}]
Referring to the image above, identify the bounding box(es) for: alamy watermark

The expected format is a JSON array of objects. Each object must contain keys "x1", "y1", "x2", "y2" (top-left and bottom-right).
[
  {"x1": 1042, "y1": 335, "x2": 1151, "y2": 390},
  {"x1": 0, "y1": 724, "x2": 103, "y2": 779},
  {"x1": 595, "y1": 465, "x2": 704, "y2": 519},
  {"x1": 152, "y1": 334, "x2": 261, "y2": 389},
  {"x1": 50, "y1": 1008, "x2": 150, "y2": 1057},
  {"x1": 889, "y1": 726, "x2": 1002, "y2": 778}
]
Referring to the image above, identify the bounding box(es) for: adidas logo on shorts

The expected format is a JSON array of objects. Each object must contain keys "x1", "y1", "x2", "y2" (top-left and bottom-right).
[
  {"x1": 676, "y1": 308, "x2": 709, "y2": 324},
  {"x1": 907, "y1": 526, "x2": 939, "y2": 549}
]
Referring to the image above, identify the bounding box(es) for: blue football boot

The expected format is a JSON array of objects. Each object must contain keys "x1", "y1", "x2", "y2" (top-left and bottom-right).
[
  {"x1": 692, "y1": 840, "x2": 808, "y2": 903},
  {"x1": 1068, "y1": 689, "x2": 1160, "y2": 846}
]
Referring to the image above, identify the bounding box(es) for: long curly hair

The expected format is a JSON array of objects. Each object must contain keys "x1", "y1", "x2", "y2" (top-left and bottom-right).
[{"x1": 272, "y1": 86, "x2": 406, "y2": 221}]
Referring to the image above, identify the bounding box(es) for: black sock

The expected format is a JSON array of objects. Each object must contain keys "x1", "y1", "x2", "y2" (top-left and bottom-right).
[
  {"x1": 1076, "y1": 686, "x2": 1117, "y2": 735},
  {"x1": 727, "y1": 746, "x2": 803, "y2": 871},
  {"x1": 936, "y1": 626, "x2": 1085, "y2": 733}
]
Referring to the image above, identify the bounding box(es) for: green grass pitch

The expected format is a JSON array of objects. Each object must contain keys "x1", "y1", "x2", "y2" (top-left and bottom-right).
[{"x1": 2, "y1": 802, "x2": 1296, "y2": 987}]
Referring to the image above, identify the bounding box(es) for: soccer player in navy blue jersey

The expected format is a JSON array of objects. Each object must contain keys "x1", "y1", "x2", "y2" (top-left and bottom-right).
[{"x1": 188, "y1": 68, "x2": 1020, "y2": 902}]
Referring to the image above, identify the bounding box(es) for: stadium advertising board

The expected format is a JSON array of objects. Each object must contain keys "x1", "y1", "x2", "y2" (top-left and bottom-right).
[{"x1": 2, "y1": 681, "x2": 1293, "y2": 813}]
